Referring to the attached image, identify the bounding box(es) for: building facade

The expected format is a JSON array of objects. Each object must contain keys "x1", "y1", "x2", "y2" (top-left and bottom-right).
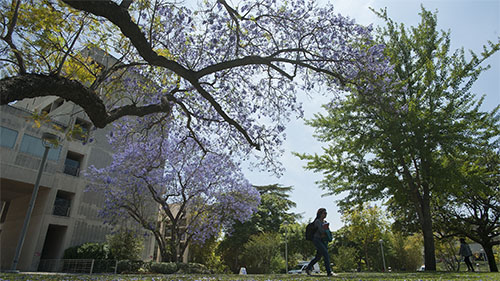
[{"x1": 0, "y1": 97, "x2": 155, "y2": 271}]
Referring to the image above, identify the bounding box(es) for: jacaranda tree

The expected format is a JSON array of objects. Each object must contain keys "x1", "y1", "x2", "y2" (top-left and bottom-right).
[
  {"x1": 1, "y1": 0, "x2": 391, "y2": 168},
  {"x1": 86, "y1": 117, "x2": 260, "y2": 262}
]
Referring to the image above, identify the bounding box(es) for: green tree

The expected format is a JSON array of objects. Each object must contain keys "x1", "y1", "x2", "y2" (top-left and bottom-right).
[
  {"x1": 189, "y1": 236, "x2": 228, "y2": 273},
  {"x1": 434, "y1": 236, "x2": 460, "y2": 271},
  {"x1": 297, "y1": 7, "x2": 500, "y2": 270},
  {"x1": 387, "y1": 232, "x2": 423, "y2": 272},
  {"x1": 107, "y1": 229, "x2": 144, "y2": 261},
  {"x1": 240, "y1": 232, "x2": 284, "y2": 274},
  {"x1": 217, "y1": 184, "x2": 299, "y2": 272},
  {"x1": 281, "y1": 223, "x2": 315, "y2": 263},
  {"x1": 333, "y1": 246, "x2": 358, "y2": 272},
  {"x1": 342, "y1": 205, "x2": 388, "y2": 271},
  {"x1": 434, "y1": 149, "x2": 500, "y2": 272}
]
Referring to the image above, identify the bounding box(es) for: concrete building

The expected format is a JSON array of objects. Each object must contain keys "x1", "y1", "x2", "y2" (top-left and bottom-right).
[{"x1": 0, "y1": 97, "x2": 155, "y2": 271}]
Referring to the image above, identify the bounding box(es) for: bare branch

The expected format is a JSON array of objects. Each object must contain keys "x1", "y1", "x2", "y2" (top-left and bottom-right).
[
  {"x1": 191, "y1": 81, "x2": 261, "y2": 150},
  {"x1": 55, "y1": 16, "x2": 87, "y2": 75},
  {"x1": 1, "y1": 0, "x2": 26, "y2": 73}
]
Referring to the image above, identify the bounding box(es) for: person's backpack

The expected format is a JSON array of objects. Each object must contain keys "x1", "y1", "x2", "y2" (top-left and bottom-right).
[{"x1": 305, "y1": 221, "x2": 317, "y2": 241}]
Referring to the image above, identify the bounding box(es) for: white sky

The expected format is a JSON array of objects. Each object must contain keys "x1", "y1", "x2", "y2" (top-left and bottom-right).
[{"x1": 242, "y1": 0, "x2": 500, "y2": 230}]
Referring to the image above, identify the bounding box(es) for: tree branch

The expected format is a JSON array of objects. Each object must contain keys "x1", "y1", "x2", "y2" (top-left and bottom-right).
[
  {"x1": 62, "y1": 0, "x2": 192, "y2": 78},
  {"x1": 2, "y1": 0, "x2": 26, "y2": 74},
  {"x1": 0, "y1": 73, "x2": 173, "y2": 128}
]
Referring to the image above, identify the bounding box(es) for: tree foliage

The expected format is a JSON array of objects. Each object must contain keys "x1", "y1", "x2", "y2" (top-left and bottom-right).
[
  {"x1": 86, "y1": 117, "x2": 260, "y2": 262},
  {"x1": 333, "y1": 245, "x2": 358, "y2": 272},
  {"x1": 217, "y1": 184, "x2": 299, "y2": 272},
  {"x1": 434, "y1": 149, "x2": 500, "y2": 272},
  {"x1": 240, "y1": 232, "x2": 284, "y2": 274},
  {"x1": 188, "y1": 236, "x2": 228, "y2": 273},
  {"x1": 297, "y1": 7, "x2": 500, "y2": 270},
  {"x1": 280, "y1": 223, "x2": 315, "y2": 263},
  {"x1": 107, "y1": 228, "x2": 144, "y2": 261},
  {"x1": 386, "y1": 232, "x2": 423, "y2": 272},
  {"x1": 1, "y1": 0, "x2": 391, "y2": 170},
  {"x1": 333, "y1": 204, "x2": 389, "y2": 271}
]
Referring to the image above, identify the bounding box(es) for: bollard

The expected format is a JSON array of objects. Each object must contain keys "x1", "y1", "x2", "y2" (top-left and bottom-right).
[{"x1": 239, "y1": 267, "x2": 247, "y2": 275}]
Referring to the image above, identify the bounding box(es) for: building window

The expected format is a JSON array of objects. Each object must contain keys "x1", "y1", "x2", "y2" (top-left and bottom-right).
[
  {"x1": 64, "y1": 151, "x2": 83, "y2": 177},
  {"x1": 53, "y1": 191, "x2": 73, "y2": 217},
  {"x1": 0, "y1": 127, "x2": 18, "y2": 148},
  {"x1": 41, "y1": 98, "x2": 64, "y2": 114},
  {"x1": 19, "y1": 134, "x2": 61, "y2": 160},
  {"x1": 73, "y1": 118, "x2": 91, "y2": 142},
  {"x1": 0, "y1": 201, "x2": 10, "y2": 223}
]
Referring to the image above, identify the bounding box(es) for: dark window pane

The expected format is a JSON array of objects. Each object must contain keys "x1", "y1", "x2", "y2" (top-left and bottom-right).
[{"x1": 53, "y1": 197, "x2": 71, "y2": 217}]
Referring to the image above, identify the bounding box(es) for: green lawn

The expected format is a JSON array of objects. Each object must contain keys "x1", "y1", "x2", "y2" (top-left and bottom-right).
[{"x1": 1, "y1": 272, "x2": 499, "y2": 281}]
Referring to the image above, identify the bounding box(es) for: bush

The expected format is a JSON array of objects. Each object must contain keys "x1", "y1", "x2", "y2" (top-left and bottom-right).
[
  {"x1": 116, "y1": 260, "x2": 144, "y2": 273},
  {"x1": 63, "y1": 242, "x2": 111, "y2": 260},
  {"x1": 150, "y1": 262, "x2": 178, "y2": 274},
  {"x1": 176, "y1": 262, "x2": 210, "y2": 274},
  {"x1": 107, "y1": 229, "x2": 144, "y2": 261},
  {"x1": 148, "y1": 262, "x2": 210, "y2": 274}
]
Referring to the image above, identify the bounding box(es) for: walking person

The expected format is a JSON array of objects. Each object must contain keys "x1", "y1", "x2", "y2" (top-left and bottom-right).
[
  {"x1": 305, "y1": 208, "x2": 333, "y2": 276},
  {"x1": 459, "y1": 238, "x2": 475, "y2": 272}
]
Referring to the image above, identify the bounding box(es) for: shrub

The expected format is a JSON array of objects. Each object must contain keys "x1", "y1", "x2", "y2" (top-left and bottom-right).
[
  {"x1": 107, "y1": 229, "x2": 144, "y2": 261},
  {"x1": 150, "y1": 262, "x2": 178, "y2": 274},
  {"x1": 63, "y1": 242, "x2": 111, "y2": 260},
  {"x1": 116, "y1": 260, "x2": 144, "y2": 273},
  {"x1": 176, "y1": 262, "x2": 210, "y2": 274}
]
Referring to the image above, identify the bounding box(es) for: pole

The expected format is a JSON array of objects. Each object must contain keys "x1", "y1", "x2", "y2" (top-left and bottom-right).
[
  {"x1": 285, "y1": 225, "x2": 288, "y2": 274},
  {"x1": 10, "y1": 145, "x2": 50, "y2": 272},
  {"x1": 379, "y1": 239, "x2": 386, "y2": 272}
]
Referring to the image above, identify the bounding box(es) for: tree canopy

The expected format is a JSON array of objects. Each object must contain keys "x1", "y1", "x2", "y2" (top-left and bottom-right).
[
  {"x1": 434, "y1": 148, "x2": 500, "y2": 272},
  {"x1": 1, "y1": 0, "x2": 391, "y2": 168},
  {"x1": 217, "y1": 184, "x2": 299, "y2": 273},
  {"x1": 86, "y1": 116, "x2": 260, "y2": 262},
  {"x1": 297, "y1": 7, "x2": 500, "y2": 270}
]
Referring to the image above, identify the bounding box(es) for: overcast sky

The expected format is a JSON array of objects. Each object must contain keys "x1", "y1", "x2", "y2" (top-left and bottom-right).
[{"x1": 243, "y1": 0, "x2": 500, "y2": 230}]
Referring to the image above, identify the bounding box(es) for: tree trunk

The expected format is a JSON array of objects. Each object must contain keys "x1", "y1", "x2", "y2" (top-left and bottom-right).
[
  {"x1": 169, "y1": 234, "x2": 179, "y2": 263},
  {"x1": 420, "y1": 196, "x2": 437, "y2": 271},
  {"x1": 483, "y1": 244, "x2": 499, "y2": 272},
  {"x1": 401, "y1": 157, "x2": 437, "y2": 271},
  {"x1": 364, "y1": 243, "x2": 370, "y2": 270}
]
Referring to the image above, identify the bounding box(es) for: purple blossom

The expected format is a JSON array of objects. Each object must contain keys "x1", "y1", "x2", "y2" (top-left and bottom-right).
[{"x1": 85, "y1": 118, "x2": 260, "y2": 260}]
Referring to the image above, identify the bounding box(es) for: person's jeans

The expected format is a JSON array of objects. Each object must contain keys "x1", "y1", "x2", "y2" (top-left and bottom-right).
[{"x1": 307, "y1": 237, "x2": 332, "y2": 274}]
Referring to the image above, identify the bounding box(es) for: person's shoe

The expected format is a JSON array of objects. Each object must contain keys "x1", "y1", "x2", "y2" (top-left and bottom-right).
[
  {"x1": 305, "y1": 268, "x2": 311, "y2": 275},
  {"x1": 327, "y1": 272, "x2": 333, "y2": 276}
]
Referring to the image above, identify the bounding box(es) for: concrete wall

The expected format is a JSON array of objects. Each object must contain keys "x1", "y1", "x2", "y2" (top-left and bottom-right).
[{"x1": 0, "y1": 100, "x2": 119, "y2": 271}]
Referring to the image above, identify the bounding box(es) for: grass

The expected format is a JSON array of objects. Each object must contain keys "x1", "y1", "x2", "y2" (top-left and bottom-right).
[{"x1": 0, "y1": 272, "x2": 499, "y2": 281}]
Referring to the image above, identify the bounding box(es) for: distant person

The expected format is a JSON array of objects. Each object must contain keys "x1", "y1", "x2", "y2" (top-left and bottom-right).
[
  {"x1": 459, "y1": 238, "x2": 474, "y2": 272},
  {"x1": 305, "y1": 208, "x2": 333, "y2": 276}
]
